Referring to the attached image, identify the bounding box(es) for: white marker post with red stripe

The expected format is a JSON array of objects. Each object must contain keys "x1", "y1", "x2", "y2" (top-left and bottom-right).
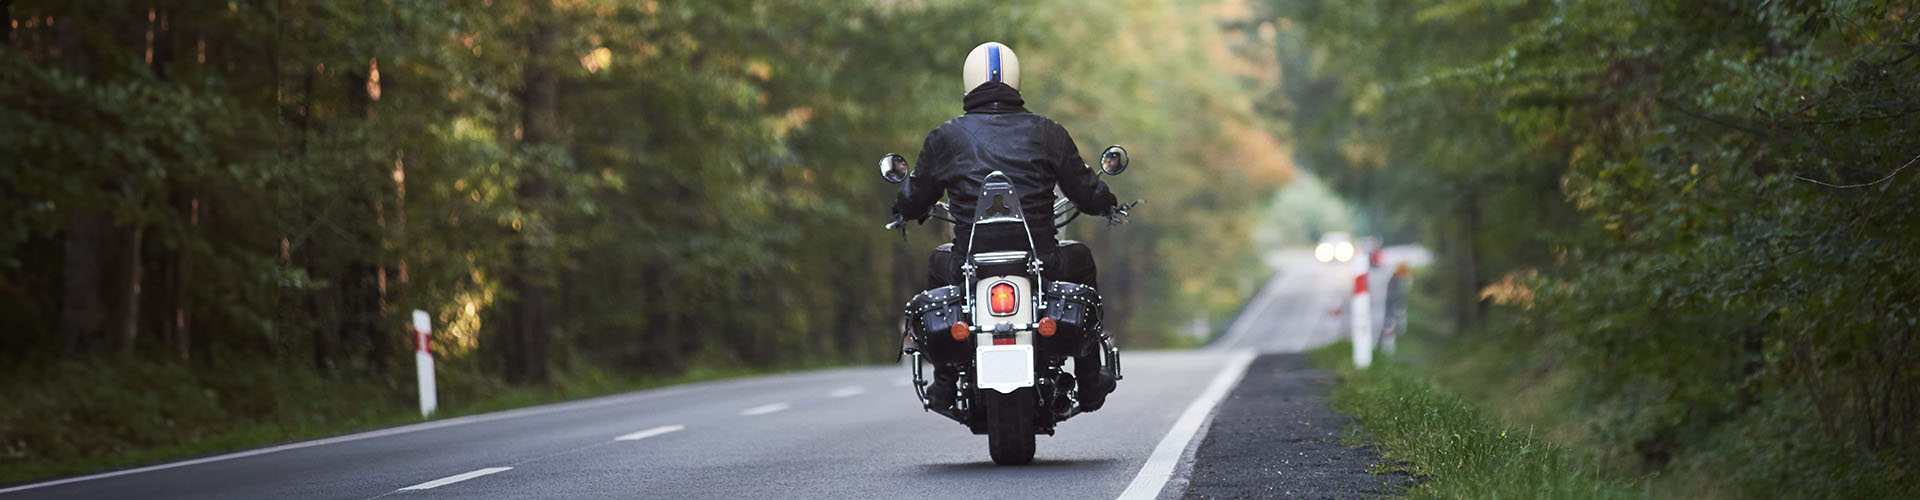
[
  {"x1": 411, "y1": 310, "x2": 437, "y2": 418},
  {"x1": 1350, "y1": 256, "x2": 1374, "y2": 369}
]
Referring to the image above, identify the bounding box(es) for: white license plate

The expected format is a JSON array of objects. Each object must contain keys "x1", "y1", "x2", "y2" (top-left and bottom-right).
[{"x1": 975, "y1": 345, "x2": 1035, "y2": 394}]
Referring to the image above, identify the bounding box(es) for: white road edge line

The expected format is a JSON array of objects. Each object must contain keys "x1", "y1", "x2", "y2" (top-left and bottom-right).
[
  {"x1": 738, "y1": 402, "x2": 791, "y2": 416},
  {"x1": 614, "y1": 424, "x2": 686, "y2": 442},
  {"x1": 0, "y1": 367, "x2": 880, "y2": 495},
  {"x1": 1115, "y1": 350, "x2": 1258, "y2": 500},
  {"x1": 1214, "y1": 269, "x2": 1293, "y2": 351},
  {"x1": 827, "y1": 386, "x2": 865, "y2": 398},
  {"x1": 396, "y1": 467, "x2": 512, "y2": 491}
]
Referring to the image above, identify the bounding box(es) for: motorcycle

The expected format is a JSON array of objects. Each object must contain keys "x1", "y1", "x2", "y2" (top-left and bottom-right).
[{"x1": 878, "y1": 145, "x2": 1141, "y2": 465}]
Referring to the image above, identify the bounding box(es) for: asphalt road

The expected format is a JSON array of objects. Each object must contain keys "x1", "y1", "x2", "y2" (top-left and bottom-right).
[{"x1": 3, "y1": 248, "x2": 1400, "y2": 500}]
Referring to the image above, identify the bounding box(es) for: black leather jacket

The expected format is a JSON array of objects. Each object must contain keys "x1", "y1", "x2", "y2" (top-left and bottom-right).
[{"x1": 891, "y1": 82, "x2": 1118, "y2": 253}]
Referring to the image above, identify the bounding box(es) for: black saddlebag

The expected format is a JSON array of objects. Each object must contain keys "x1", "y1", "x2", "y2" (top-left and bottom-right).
[
  {"x1": 1040, "y1": 281, "x2": 1102, "y2": 356},
  {"x1": 904, "y1": 285, "x2": 968, "y2": 362}
]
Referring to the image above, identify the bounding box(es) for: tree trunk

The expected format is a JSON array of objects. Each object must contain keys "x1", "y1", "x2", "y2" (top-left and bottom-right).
[
  {"x1": 308, "y1": 274, "x2": 329, "y2": 371},
  {"x1": 1454, "y1": 187, "x2": 1483, "y2": 333},
  {"x1": 505, "y1": 13, "x2": 559, "y2": 385},
  {"x1": 110, "y1": 224, "x2": 144, "y2": 353},
  {"x1": 175, "y1": 197, "x2": 196, "y2": 361},
  {"x1": 60, "y1": 212, "x2": 107, "y2": 353},
  {"x1": 343, "y1": 63, "x2": 389, "y2": 374},
  {"x1": 3, "y1": 1, "x2": 13, "y2": 48},
  {"x1": 56, "y1": 15, "x2": 105, "y2": 354},
  {"x1": 152, "y1": 10, "x2": 186, "y2": 360}
]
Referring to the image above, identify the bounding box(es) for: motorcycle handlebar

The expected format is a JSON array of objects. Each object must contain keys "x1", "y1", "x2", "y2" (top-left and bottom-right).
[{"x1": 886, "y1": 199, "x2": 1142, "y2": 231}]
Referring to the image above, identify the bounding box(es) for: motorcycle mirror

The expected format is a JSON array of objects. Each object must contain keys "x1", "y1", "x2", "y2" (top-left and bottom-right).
[
  {"x1": 883, "y1": 152, "x2": 913, "y2": 184},
  {"x1": 1099, "y1": 145, "x2": 1129, "y2": 176},
  {"x1": 879, "y1": 153, "x2": 909, "y2": 184}
]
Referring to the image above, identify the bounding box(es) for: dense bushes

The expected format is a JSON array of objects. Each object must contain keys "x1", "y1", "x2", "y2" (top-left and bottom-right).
[{"x1": 1264, "y1": 0, "x2": 1918, "y2": 496}]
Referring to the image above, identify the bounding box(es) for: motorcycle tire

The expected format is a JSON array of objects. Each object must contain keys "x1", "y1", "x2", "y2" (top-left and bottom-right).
[{"x1": 985, "y1": 387, "x2": 1037, "y2": 465}]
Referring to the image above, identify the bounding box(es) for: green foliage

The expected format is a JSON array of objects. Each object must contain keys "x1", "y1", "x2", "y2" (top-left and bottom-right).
[
  {"x1": 1254, "y1": 169, "x2": 1358, "y2": 249},
  {"x1": 1266, "y1": 0, "x2": 1920, "y2": 496},
  {"x1": 0, "y1": 0, "x2": 1285, "y2": 479}
]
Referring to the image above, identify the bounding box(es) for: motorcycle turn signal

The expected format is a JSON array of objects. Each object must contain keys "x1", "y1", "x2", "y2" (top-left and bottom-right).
[
  {"x1": 1037, "y1": 317, "x2": 1058, "y2": 338},
  {"x1": 951, "y1": 321, "x2": 971, "y2": 342}
]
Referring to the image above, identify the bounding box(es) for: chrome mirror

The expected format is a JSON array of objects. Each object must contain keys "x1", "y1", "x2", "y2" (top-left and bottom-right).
[
  {"x1": 1099, "y1": 145, "x2": 1129, "y2": 175},
  {"x1": 879, "y1": 153, "x2": 908, "y2": 184}
]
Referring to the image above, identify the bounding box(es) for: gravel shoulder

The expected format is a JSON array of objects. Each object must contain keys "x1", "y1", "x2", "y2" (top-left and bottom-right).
[{"x1": 1179, "y1": 353, "x2": 1409, "y2": 499}]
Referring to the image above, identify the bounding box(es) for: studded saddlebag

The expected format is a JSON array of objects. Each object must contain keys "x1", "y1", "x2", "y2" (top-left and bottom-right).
[
  {"x1": 1040, "y1": 281, "x2": 1102, "y2": 356},
  {"x1": 904, "y1": 285, "x2": 968, "y2": 362}
]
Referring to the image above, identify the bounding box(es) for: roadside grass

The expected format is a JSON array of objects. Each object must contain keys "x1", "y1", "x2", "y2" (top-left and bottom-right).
[
  {"x1": 0, "y1": 352, "x2": 819, "y2": 485},
  {"x1": 1310, "y1": 267, "x2": 1916, "y2": 499},
  {"x1": 1308, "y1": 340, "x2": 1645, "y2": 500},
  {"x1": 1412, "y1": 324, "x2": 1918, "y2": 500}
]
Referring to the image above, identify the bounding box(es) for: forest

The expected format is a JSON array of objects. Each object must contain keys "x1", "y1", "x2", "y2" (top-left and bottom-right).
[
  {"x1": 0, "y1": 0, "x2": 1291, "y2": 480},
  {"x1": 1266, "y1": 0, "x2": 1917, "y2": 497}
]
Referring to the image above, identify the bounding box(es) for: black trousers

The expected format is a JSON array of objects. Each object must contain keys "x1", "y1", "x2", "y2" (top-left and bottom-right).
[{"x1": 926, "y1": 241, "x2": 1098, "y2": 290}]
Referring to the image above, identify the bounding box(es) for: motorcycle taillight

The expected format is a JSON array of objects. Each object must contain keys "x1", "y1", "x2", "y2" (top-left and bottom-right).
[{"x1": 989, "y1": 282, "x2": 1016, "y2": 315}]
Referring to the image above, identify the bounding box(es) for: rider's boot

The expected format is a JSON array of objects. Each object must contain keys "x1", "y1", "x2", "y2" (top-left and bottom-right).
[
  {"x1": 1074, "y1": 353, "x2": 1116, "y2": 411},
  {"x1": 926, "y1": 364, "x2": 960, "y2": 412}
]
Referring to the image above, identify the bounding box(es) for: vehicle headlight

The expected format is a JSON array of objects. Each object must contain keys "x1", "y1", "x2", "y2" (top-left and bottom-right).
[
  {"x1": 1315, "y1": 243, "x2": 1334, "y2": 263},
  {"x1": 1334, "y1": 241, "x2": 1355, "y2": 262}
]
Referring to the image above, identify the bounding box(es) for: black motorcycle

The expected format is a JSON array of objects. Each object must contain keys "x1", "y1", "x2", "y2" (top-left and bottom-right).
[{"x1": 879, "y1": 146, "x2": 1140, "y2": 465}]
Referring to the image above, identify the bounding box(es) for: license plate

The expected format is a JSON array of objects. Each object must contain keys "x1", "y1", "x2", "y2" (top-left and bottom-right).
[{"x1": 975, "y1": 345, "x2": 1034, "y2": 394}]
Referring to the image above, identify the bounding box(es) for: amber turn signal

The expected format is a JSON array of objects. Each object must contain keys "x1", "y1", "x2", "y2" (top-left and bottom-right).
[
  {"x1": 1037, "y1": 317, "x2": 1057, "y2": 338},
  {"x1": 951, "y1": 321, "x2": 971, "y2": 342}
]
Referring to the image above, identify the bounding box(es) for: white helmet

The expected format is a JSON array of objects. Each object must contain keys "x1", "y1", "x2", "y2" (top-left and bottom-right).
[{"x1": 963, "y1": 42, "x2": 1021, "y2": 93}]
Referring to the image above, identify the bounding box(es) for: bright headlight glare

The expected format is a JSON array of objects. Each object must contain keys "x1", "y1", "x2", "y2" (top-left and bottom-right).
[
  {"x1": 1335, "y1": 241, "x2": 1355, "y2": 262},
  {"x1": 1315, "y1": 243, "x2": 1334, "y2": 262}
]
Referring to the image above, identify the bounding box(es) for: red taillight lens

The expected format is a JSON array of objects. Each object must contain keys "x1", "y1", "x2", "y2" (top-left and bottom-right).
[{"x1": 989, "y1": 283, "x2": 1017, "y2": 315}]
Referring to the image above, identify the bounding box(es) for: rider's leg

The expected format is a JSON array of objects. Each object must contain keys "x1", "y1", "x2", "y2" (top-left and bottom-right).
[
  {"x1": 1052, "y1": 240, "x2": 1098, "y2": 290},
  {"x1": 924, "y1": 244, "x2": 962, "y2": 410},
  {"x1": 926, "y1": 243, "x2": 958, "y2": 289},
  {"x1": 1050, "y1": 242, "x2": 1115, "y2": 410}
]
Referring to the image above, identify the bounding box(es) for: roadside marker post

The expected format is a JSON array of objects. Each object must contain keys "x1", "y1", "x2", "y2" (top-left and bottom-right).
[
  {"x1": 1350, "y1": 256, "x2": 1374, "y2": 369},
  {"x1": 412, "y1": 310, "x2": 437, "y2": 418}
]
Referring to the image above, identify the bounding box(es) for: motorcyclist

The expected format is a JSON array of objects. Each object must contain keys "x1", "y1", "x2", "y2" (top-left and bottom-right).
[{"x1": 891, "y1": 42, "x2": 1123, "y2": 412}]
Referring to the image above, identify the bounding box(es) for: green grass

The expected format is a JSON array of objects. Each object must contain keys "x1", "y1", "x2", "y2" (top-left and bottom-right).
[
  {"x1": 1315, "y1": 269, "x2": 1918, "y2": 499},
  {"x1": 0, "y1": 354, "x2": 807, "y2": 485},
  {"x1": 1308, "y1": 341, "x2": 1645, "y2": 499}
]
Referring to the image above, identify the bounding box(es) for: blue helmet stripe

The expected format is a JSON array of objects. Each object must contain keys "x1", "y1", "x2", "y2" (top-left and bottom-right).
[{"x1": 988, "y1": 45, "x2": 1001, "y2": 82}]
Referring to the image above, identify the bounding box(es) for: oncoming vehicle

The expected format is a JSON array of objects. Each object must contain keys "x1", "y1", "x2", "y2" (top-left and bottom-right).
[{"x1": 1315, "y1": 231, "x2": 1355, "y2": 263}]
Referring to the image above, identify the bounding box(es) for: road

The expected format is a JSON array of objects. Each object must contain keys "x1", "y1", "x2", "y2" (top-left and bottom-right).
[{"x1": 3, "y1": 249, "x2": 1398, "y2": 500}]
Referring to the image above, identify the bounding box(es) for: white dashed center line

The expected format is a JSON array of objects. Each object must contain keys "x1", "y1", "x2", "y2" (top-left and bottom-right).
[
  {"x1": 397, "y1": 467, "x2": 512, "y2": 491},
  {"x1": 614, "y1": 424, "x2": 685, "y2": 441},
  {"x1": 827, "y1": 386, "x2": 865, "y2": 398},
  {"x1": 738, "y1": 403, "x2": 790, "y2": 416}
]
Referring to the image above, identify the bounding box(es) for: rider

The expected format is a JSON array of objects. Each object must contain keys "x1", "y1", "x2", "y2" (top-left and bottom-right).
[{"x1": 891, "y1": 41, "x2": 1123, "y2": 412}]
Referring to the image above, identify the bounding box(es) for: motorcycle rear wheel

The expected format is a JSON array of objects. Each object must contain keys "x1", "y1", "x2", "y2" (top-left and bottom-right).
[{"x1": 985, "y1": 387, "x2": 1036, "y2": 465}]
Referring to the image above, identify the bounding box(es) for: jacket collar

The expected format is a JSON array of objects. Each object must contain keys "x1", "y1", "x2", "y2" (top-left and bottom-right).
[{"x1": 963, "y1": 82, "x2": 1027, "y2": 115}]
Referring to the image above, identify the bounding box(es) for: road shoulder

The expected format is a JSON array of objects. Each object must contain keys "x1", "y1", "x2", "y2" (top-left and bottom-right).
[{"x1": 1178, "y1": 353, "x2": 1408, "y2": 499}]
